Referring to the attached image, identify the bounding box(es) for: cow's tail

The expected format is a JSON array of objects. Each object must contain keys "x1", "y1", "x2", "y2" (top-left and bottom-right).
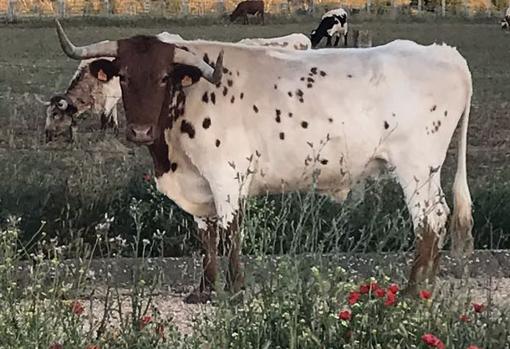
[{"x1": 449, "y1": 67, "x2": 474, "y2": 259}]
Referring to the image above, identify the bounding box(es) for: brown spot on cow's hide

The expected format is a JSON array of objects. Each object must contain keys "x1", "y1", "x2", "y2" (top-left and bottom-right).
[
  {"x1": 210, "y1": 92, "x2": 216, "y2": 104},
  {"x1": 253, "y1": 105, "x2": 259, "y2": 113},
  {"x1": 444, "y1": 110, "x2": 448, "y2": 117},
  {"x1": 320, "y1": 71, "x2": 326, "y2": 77},
  {"x1": 300, "y1": 77, "x2": 305, "y2": 81},
  {"x1": 347, "y1": 74, "x2": 353, "y2": 78},
  {"x1": 171, "y1": 162, "x2": 178, "y2": 172},
  {"x1": 223, "y1": 86, "x2": 228, "y2": 96},
  {"x1": 275, "y1": 109, "x2": 281, "y2": 123},
  {"x1": 181, "y1": 119, "x2": 196, "y2": 139},
  {"x1": 274, "y1": 84, "x2": 278, "y2": 90},
  {"x1": 307, "y1": 83, "x2": 313, "y2": 88},
  {"x1": 202, "y1": 92, "x2": 209, "y2": 103},
  {"x1": 279, "y1": 132, "x2": 285, "y2": 140},
  {"x1": 236, "y1": 71, "x2": 240, "y2": 77},
  {"x1": 288, "y1": 112, "x2": 293, "y2": 118},
  {"x1": 430, "y1": 105, "x2": 437, "y2": 112},
  {"x1": 320, "y1": 159, "x2": 328, "y2": 165},
  {"x1": 328, "y1": 118, "x2": 333, "y2": 123},
  {"x1": 223, "y1": 67, "x2": 229, "y2": 74},
  {"x1": 231, "y1": 96, "x2": 235, "y2": 103},
  {"x1": 310, "y1": 67, "x2": 318, "y2": 75},
  {"x1": 215, "y1": 139, "x2": 221, "y2": 147},
  {"x1": 296, "y1": 89, "x2": 304, "y2": 97},
  {"x1": 384, "y1": 121, "x2": 389, "y2": 129},
  {"x1": 203, "y1": 117, "x2": 211, "y2": 129},
  {"x1": 240, "y1": 92, "x2": 244, "y2": 100},
  {"x1": 307, "y1": 77, "x2": 314, "y2": 83},
  {"x1": 301, "y1": 121, "x2": 308, "y2": 128},
  {"x1": 288, "y1": 91, "x2": 293, "y2": 97},
  {"x1": 227, "y1": 80, "x2": 233, "y2": 87}
]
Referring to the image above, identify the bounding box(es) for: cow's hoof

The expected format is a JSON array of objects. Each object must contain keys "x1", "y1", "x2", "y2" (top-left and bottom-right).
[{"x1": 183, "y1": 289, "x2": 212, "y2": 304}]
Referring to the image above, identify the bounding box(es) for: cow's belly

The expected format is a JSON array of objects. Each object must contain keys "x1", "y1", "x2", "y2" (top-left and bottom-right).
[{"x1": 155, "y1": 172, "x2": 216, "y2": 217}]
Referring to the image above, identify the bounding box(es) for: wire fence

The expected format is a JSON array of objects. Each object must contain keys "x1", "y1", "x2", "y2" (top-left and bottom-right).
[{"x1": 1, "y1": 0, "x2": 509, "y2": 21}]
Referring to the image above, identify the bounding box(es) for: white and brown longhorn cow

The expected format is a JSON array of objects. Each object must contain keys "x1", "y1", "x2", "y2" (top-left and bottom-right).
[
  {"x1": 55, "y1": 20, "x2": 474, "y2": 303},
  {"x1": 42, "y1": 33, "x2": 308, "y2": 142}
]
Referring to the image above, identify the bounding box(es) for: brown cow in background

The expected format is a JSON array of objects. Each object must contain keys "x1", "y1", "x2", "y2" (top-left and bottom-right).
[{"x1": 230, "y1": 1, "x2": 264, "y2": 25}]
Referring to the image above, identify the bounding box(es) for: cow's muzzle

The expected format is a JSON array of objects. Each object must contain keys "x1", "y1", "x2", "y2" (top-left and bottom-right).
[{"x1": 127, "y1": 124, "x2": 156, "y2": 145}]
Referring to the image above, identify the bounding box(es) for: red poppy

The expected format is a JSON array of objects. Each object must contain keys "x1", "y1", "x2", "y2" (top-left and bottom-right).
[
  {"x1": 459, "y1": 314, "x2": 470, "y2": 322},
  {"x1": 338, "y1": 310, "x2": 351, "y2": 321},
  {"x1": 369, "y1": 282, "x2": 379, "y2": 291},
  {"x1": 375, "y1": 288, "x2": 386, "y2": 298},
  {"x1": 419, "y1": 290, "x2": 432, "y2": 300},
  {"x1": 421, "y1": 333, "x2": 445, "y2": 349},
  {"x1": 143, "y1": 173, "x2": 151, "y2": 182},
  {"x1": 139, "y1": 315, "x2": 152, "y2": 329},
  {"x1": 359, "y1": 284, "x2": 370, "y2": 294},
  {"x1": 466, "y1": 345, "x2": 481, "y2": 349},
  {"x1": 384, "y1": 291, "x2": 397, "y2": 306},
  {"x1": 472, "y1": 303, "x2": 484, "y2": 313},
  {"x1": 388, "y1": 283, "x2": 399, "y2": 294},
  {"x1": 155, "y1": 323, "x2": 165, "y2": 339},
  {"x1": 49, "y1": 344, "x2": 63, "y2": 349},
  {"x1": 348, "y1": 291, "x2": 361, "y2": 305},
  {"x1": 70, "y1": 301, "x2": 84, "y2": 316}
]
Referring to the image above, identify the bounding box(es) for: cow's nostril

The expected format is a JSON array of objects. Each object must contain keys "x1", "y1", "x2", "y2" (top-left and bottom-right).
[{"x1": 145, "y1": 126, "x2": 152, "y2": 136}]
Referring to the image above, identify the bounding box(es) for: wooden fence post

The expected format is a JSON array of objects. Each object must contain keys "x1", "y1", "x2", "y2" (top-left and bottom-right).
[
  {"x1": 418, "y1": 0, "x2": 422, "y2": 12},
  {"x1": 7, "y1": 0, "x2": 16, "y2": 22},
  {"x1": 181, "y1": 0, "x2": 189, "y2": 15},
  {"x1": 103, "y1": 0, "x2": 110, "y2": 15},
  {"x1": 57, "y1": 0, "x2": 66, "y2": 18},
  {"x1": 367, "y1": 0, "x2": 371, "y2": 14},
  {"x1": 441, "y1": 0, "x2": 446, "y2": 16}
]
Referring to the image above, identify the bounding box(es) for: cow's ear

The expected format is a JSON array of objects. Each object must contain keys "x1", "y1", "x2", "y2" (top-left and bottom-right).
[
  {"x1": 89, "y1": 59, "x2": 118, "y2": 82},
  {"x1": 172, "y1": 64, "x2": 203, "y2": 87}
]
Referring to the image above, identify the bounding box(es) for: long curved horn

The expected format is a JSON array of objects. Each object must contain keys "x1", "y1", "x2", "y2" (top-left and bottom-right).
[
  {"x1": 34, "y1": 94, "x2": 50, "y2": 106},
  {"x1": 55, "y1": 19, "x2": 118, "y2": 59},
  {"x1": 173, "y1": 48, "x2": 224, "y2": 84}
]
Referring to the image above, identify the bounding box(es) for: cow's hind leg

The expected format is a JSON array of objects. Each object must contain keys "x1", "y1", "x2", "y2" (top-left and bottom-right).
[
  {"x1": 184, "y1": 217, "x2": 219, "y2": 304},
  {"x1": 394, "y1": 163, "x2": 449, "y2": 295},
  {"x1": 326, "y1": 36, "x2": 332, "y2": 47}
]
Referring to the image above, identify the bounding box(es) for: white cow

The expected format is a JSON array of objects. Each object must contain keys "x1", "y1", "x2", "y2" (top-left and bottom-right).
[
  {"x1": 239, "y1": 33, "x2": 311, "y2": 50},
  {"x1": 56, "y1": 21, "x2": 474, "y2": 304}
]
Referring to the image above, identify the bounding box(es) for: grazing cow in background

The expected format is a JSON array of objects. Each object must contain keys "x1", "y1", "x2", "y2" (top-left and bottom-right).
[
  {"x1": 230, "y1": 0, "x2": 264, "y2": 25},
  {"x1": 239, "y1": 33, "x2": 311, "y2": 50},
  {"x1": 352, "y1": 29, "x2": 372, "y2": 48},
  {"x1": 311, "y1": 8, "x2": 349, "y2": 48},
  {"x1": 501, "y1": 7, "x2": 510, "y2": 30},
  {"x1": 56, "y1": 20, "x2": 474, "y2": 304},
  {"x1": 40, "y1": 33, "x2": 183, "y2": 142}
]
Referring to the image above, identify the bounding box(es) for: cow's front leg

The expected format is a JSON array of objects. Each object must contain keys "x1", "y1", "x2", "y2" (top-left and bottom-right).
[
  {"x1": 343, "y1": 32, "x2": 348, "y2": 47},
  {"x1": 224, "y1": 211, "x2": 244, "y2": 294},
  {"x1": 326, "y1": 36, "x2": 332, "y2": 47},
  {"x1": 184, "y1": 217, "x2": 219, "y2": 304},
  {"x1": 333, "y1": 35, "x2": 340, "y2": 47}
]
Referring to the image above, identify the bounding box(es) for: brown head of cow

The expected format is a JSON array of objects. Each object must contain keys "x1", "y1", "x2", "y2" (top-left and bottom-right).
[{"x1": 55, "y1": 20, "x2": 223, "y2": 145}]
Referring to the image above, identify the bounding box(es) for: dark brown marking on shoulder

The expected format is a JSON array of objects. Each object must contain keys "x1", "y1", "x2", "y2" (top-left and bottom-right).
[
  {"x1": 274, "y1": 84, "x2": 278, "y2": 90},
  {"x1": 288, "y1": 91, "x2": 293, "y2": 97},
  {"x1": 288, "y1": 112, "x2": 293, "y2": 118},
  {"x1": 275, "y1": 109, "x2": 281, "y2": 122},
  {"x1": 296, "y1": 89, "x2": 304, "y2": 97},
  {"x1": 307, "y1": 83, "x2": 313, "y2": 88},
  {"x1": 301, "y1": 121, "x2": 308, "y2": 128},
  {"x1": 215, "y1": 139, "x2": 221, "y2": 147},
  {"x1": 384, "y1": 121, "x2": 389, "y2": 129},
  {"x1": 223, "y1": 86, "x2": 228, "y2": 96},
  {"x1": 210, "y1": 92, "x2": 216, "y2": 104},
  {"x1": 231, "y1": 95, "x2": 235, "y2": 103},
  {"x1": 320, "y1": 159, "x2": 328, "y2": 165},
  {"x1": 300, "y1": 77, "x2": 305, "y2": 81},
  {"x1": 430, "y1": 105, "x2": 437, "y2": 112},
  {"x1": 310, "y1": 67, "x2": 318, "y2": 75},
  {"x1": 253, "y1": 105, "x2": 259, "y2": 113},
  {"x1": 240, "y1": 92, "x2": 244, "y2": 100},
  {"x1": 444, "y1": 110, "x2": 448, "y2": 117},
  {"x1": 328, "y1": 118, "x2": 333, "y2": 123},
  {"x1": 320, "y1": 71, "x2": 326, "y2": 77},
  {"x1": 307, "y1": 77, "x2": 314, "y2": 83},
  {"x1": 347, "y1": 74, "x2": 353, "y2": 78},
  {"x1": 202, "y1": 91, "x2": 209, "y2": 103},
  {"x1": 279, "y1": 132, "x2": 285, "y2": 140},
  {"x1": 227, "y1": 79, "x2": 233, "y2": 87}
]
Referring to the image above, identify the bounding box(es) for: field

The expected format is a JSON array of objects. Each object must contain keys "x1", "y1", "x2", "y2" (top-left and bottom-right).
[{"x1": 1, "y1": 17, "x2": 510, "y2": 348}]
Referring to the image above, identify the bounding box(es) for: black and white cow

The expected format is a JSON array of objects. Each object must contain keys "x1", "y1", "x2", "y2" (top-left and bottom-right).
[
  {"x1": 310, "y1": 8, "x2": 349, "y2": 48},
  {"x1": 501, "y1": 7, "x2": 510, "y2": 30}
]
